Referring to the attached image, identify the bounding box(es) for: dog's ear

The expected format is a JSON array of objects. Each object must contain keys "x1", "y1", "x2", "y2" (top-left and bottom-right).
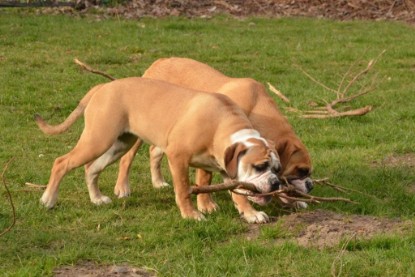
[{"x1": 224, "y1": 143, "x2": 248, "y2": 179}]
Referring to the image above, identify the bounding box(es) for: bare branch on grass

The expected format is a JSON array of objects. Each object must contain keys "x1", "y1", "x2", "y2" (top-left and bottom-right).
[
  {"x1": 190, "y1": 179, "x2": 358, "y2": 205},
  {"x1": 267, "y1": 82, "x2": 290, "y2": 103},
  {"x1": 0, "y1": 158, "x2": 16, "y2": 237},
  {"x1": 74, "y1": 58, "x2": 116, "y2": 81},
  {"x1": 291, "y1": 50, "x2": 386, "y2": 119},
  {"x1": 25, "y1": 182, "x2": 47, "y2": 190}
]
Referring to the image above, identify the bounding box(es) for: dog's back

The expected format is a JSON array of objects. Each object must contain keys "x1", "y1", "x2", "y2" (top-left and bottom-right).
[
  {"x1": 142, "y1": 57, "x2": 311, "y2": 174},
  {"x1": 86, "y1": 77, "x2": 251, "y2": 149}
]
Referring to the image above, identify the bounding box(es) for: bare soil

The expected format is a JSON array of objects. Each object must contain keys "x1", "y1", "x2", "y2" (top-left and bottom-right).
[
  {"x1": 107, "y1": 0, "x2": 415, "y2": 24},
  {"x1": 36, "y1": 0, "x2": 415, "y2": 24},
  {"x1": 380, "y1": 153, "x2": 415, "y2": 168},
  {"x1": 248, "y1": 209, "x2": 411, "y2": 249}
]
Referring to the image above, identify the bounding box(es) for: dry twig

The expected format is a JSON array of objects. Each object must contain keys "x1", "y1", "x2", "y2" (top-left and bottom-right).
[
  {"x1": 190, "y1": 180, "x2": 258, "y2": 194},
  {"x1": 190, "y1": 180, "x2": 357, "y2": 205},
  {"x1": 0, "y1": 158, "x2": 16, "y2": 237},
  {"x1": 25, "y1": 182, "x2": 47, "y2": 190},
  {"x1": 292, "y1": 50, "x2": 386, "y2": 119},
  {"x1": 267, "y1": 82, "x2": 290, "y2": 103},
  {"x1": 74, "y1": 58, "x2": 116, "y2": 81},
  {"x1": 313, "y1": 178, "x2": 353, "y2": 193}
]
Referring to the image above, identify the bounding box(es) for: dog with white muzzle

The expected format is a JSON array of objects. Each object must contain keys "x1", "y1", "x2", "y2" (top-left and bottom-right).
[{"x1": 35, "y1": 77, "x2": 281, "y2": 222}]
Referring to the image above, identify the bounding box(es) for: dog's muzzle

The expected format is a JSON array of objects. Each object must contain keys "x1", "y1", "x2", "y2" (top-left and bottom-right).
[
  {"x1": 305, "y1": 178, "x2": 313, "y2": 192},
  {"x1": 246, "y1": 175, "x2": 281, "y2": 206},
  {"x1": 288, "y1": 177, "x2": 313, "y2": 193},
  {"x1": 269, "y1": 175, "x2": 281, "y2": 192}
]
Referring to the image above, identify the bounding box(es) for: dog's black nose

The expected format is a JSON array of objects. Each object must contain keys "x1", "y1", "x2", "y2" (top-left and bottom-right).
[
  {"x1": 269, "y1": 176, "x2": 280, "y2": 191},
  {"x1": 305, "y1": 179, "x2": 313, "y2": 192}
]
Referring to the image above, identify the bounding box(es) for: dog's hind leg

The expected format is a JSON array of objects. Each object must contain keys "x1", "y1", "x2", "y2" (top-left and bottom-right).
[
  {"x1": 41, "y1": 132, "x2": 119, "y2": 208},
  {"x1": 149, "y1": 145, "x2": 170, "y2": 188},
  {"x1": 86, "y1": 133, "x2": 138, "y2": 205},
  {"x1": 114, "y1": 139, "x2": 143, "y2": 198}
]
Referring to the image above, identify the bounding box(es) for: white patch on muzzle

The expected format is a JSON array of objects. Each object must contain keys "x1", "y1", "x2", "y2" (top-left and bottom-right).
[{"x1": 290, "y1": 177, "x2": 312, "y2": 193}]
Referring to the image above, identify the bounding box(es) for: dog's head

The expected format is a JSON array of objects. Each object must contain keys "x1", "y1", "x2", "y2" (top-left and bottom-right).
[
  {"x1": 224, "y1": 137, "x2": 281, "y2": 206},
  {"x1": 277, "y1": 138, "x2": 313, "y2": 194}
]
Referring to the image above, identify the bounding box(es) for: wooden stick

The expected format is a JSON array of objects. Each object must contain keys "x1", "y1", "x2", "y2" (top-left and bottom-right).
[
  {"x1": 294, "y1": 64, "x2": 338, "y2": 94},
  {"x1": 190, "y1": 181, "x2": 258, "y2": 194},
  {"x1": 25, "y1": 182, "x2": 47, "y2": 189},
  {"x1": 190, "y1": 180, "x2": 357, "y2": 204},
  {"x1": 290, "y1": 190, "x2": 358, "y2": 204},
  {"x1": 267, "y1": 82, "x2": 290, "y2": 103},
  {"x1": 341, "y1": 50, "x2": 385, "y2": 96},
  {"x1": 292, "y1": 50, "x2": 385, "y2": 119},
  {"x1": 301, "y1": 106, "x2": 372, "y2": 119},
  {"x1": 74, "y1": 58, "x2": 116, "y2": 81},
  {"x1": 0, "y1": 158, "x2": 16, "y2": 237}
]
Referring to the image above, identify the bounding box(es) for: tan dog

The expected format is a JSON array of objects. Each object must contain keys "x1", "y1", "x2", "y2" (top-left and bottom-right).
[
  {"x1": 36, "y1": 77, "x2": 282, "y2": 222},
  {"x1": 114, "y1": 58, "x2": 313, "y2": 215}
]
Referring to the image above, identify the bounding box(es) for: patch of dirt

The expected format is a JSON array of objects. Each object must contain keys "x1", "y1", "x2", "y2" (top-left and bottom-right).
[
  {"x1": 249, "y1": 209, "x2": 411, "y2": 249},
  {"x1": 381, "y1": 153, "x2": 415, "y2": 168},
  {"x1": 54, "y1": 262, "x2": 156, "y2": 277},
  {"x1": 33, "y1": 0, "x2": 415, "y2": 24}
]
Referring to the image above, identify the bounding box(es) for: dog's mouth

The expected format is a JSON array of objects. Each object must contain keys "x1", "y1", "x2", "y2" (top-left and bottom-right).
[{"x1": 285, "y1": 177, "x2": 313, "y2": 193}]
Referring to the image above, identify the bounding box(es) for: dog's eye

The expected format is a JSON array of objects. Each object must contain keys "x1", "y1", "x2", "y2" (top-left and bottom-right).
[{"x1": 254, "y1": 162, "x2": 269, "y2": 172}]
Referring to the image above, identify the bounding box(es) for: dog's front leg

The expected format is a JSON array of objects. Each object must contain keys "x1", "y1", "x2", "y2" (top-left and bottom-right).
[
  {"x1": 167, "y1": 156, "x2": 205, "y2": 221},
  {"x1": 231, "y1": 193, "x2": 269, "y2": 224},
  {"x1": 195, "y1": 169, "x2": 219, "y2": 214}
]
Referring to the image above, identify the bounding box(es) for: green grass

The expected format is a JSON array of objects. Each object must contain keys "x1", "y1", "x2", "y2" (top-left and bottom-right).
[{"x1": 1, "y1": 9, "x2": 415, "y2": 276}]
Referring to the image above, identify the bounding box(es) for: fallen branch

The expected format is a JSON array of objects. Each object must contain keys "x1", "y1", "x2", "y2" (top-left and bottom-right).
[
  {"x1": 292, "y1": 50, "x2": 385, "y2": 119},
  {"x1": 313, "y1": 178, "x2": 350, "y2": 193},
  {"x1": 74, "y1": 58, "x2": 116, "y2": 81},
  {"x1": 190, "y1": 181, "x2": 258, "y2": 194},
  {"x1": 190, "y1": 180, "x2": 357, "y2": 205},
  {"x1": 314, "y1": 177, "x2": 380, "y2": 201},
  {"x1": 267, "y1": 82, "x2": 290, "y2": 103},
  {"x1": 0, "y1": 158, "x2": 16, "y2": 237},
  {"x1": 25, "y1": 182, "x2": 47, "y2": 190}
]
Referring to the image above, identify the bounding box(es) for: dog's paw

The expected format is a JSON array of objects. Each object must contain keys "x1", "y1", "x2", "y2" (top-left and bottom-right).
[
  {"x1": 295, "y1": 201, "x2": 308, "y2": 209},
  {"x1": 114, "y1": 184, "x2": 131, "y2": 198},
  {"x1": 91, "y1": 195, "x2": 112, "y2": 205},
  {"x1": 182, "y1": 210, "x2": 206, "y2": 221},
  {"x1": 40, "y1": 192, "x2": 57, "y2": 209},
  {"x1": 197, "y1": 199, "x2": 219, "y2": 214},
  {"x1": 242, "y1": 211, "x2": 269, "y2": 224},
  {"x1": 152, "y1": 181, "x2": 170, "y2": 188}
]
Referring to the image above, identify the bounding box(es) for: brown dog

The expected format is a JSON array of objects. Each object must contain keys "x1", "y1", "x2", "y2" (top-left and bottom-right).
[
  {"x1": 114, "y1": 58, "x2": 313, "y2": 216},
  {"x1": 36, "y1": 77, "x2": 281, "y2": 222}
]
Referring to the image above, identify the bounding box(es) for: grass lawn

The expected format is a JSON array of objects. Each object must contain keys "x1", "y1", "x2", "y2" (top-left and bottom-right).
[{"x1": 1, "y1": 9, "x2": 415, "y2": 276}]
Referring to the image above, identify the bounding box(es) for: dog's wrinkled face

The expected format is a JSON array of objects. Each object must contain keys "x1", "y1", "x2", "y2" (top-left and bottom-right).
[
  {"x1": 277, "y1": 139, "x2": 313, "y2": 194},
  {"x1": 281, "y1": 155, "x2": 313, "y2": 194},
  {"x1": 224, "y1": 136, "x2": 281, "y2": 206}
]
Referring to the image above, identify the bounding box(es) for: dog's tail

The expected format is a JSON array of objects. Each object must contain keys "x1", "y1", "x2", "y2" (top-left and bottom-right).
[{"x1": 34, "y1": 83, "x2": 104, "y2": 135}]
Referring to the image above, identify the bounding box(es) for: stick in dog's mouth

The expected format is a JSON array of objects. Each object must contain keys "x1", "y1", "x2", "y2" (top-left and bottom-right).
[{"x1": 189, "y1": 180, "x2": 358, "y2": 205}]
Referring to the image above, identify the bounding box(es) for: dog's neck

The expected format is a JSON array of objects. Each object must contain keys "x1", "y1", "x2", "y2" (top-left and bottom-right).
[
  {"x1": 213, "y1": 128, "x2": 267, "y2": 170},
  {"x1": 231, "y1": 128, "x2": 259, "y2": 143},
  {"x1": 230, "y1": 129, "x2": 267, "y2": 147}
]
